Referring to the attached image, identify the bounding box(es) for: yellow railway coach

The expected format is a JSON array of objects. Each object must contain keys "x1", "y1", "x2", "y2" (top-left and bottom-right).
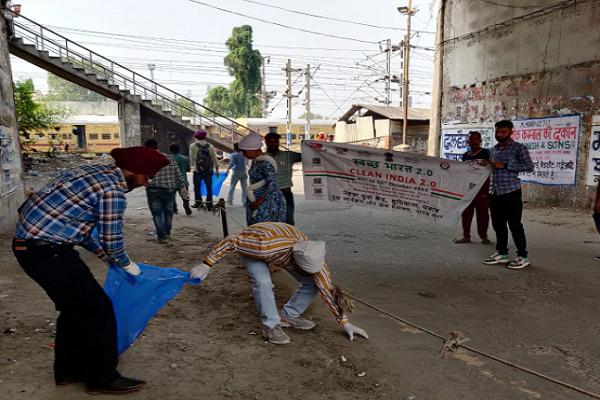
[{"x1": 23, "y1": 115, "x2": 120, "y2": 154}]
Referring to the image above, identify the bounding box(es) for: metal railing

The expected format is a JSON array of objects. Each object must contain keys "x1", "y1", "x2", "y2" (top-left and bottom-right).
[{"x1": 9, "y1": 12, "x2": 255, "y2": 142}]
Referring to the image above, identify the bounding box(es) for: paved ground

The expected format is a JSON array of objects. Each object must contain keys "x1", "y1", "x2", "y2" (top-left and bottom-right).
[
  {"x1": 2, "y1": 162, "x2": 600, "y2": 399},
  {"x1": 217, "y1": 167, "x2": 600, "y2": 400}
]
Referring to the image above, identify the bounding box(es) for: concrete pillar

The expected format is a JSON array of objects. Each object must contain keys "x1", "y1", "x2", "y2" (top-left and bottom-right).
[
  {"x1": 0, "y1": 7, "x2": 25, "y2": 233},
  {"x1": 118, "y1": 98, "x2": 141, "y2": 147},
  {"x1": 427, "y1": 0, "x2": 445, "y2": 157}
]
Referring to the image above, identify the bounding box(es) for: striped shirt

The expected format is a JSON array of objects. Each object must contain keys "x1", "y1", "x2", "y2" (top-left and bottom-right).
[
  {"x1": 148, "y1": 154, "x2": 185, "y2": 190},
  {"x1": 204, "y1": 222, "x2": 348, "y2": 324},
  {"x1": 269, "y1": 150, "x2": 302, "y2": 189},
  {"x1": 15, "y1": 164, "x2": 132, "y2": 267}
]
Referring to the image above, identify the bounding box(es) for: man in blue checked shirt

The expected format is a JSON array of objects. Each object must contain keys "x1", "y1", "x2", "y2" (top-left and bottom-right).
[
  {"x1": 12, "y1": 146, "x2": 168, "y2": 395},
  {"x1": 483, "y1": 120, "x2": 534, "y2": 270}
]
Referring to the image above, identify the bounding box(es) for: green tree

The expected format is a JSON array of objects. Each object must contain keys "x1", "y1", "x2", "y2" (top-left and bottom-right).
[
  {"x1": 14, "y1": 79, "x2": 63, "y2": 138},
  {"x1": 204, "y1": 86, "x2": 232, "y2": 117},
  {"x1": 203, "y1": 25, "x2": 264, "y2": 117},
  {"x1": 45, "y1": 73, "x2": 106, "y2": 101},
  {"x1": 177, "y1": 96, "x2": 196, "y2": 118}
]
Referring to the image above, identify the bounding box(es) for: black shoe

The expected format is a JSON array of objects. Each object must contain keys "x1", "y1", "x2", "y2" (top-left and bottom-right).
[
  {"x1": 55, "y1": 376, "x2": 83, "y2": 387},
  {"x1": 86, "y1": 377, "x2": 146, "y2": 395},
  {"x1": 190, "y1": 202, "x2": 201, "y2": 208}
]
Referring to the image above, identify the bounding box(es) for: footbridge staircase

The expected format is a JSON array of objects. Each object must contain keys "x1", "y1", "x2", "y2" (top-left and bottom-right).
[{"x1": 8, "y1": 14, "x2": 253, "y2": 152}]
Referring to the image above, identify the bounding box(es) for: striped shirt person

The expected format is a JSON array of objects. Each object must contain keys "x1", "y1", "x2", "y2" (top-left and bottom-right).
[{"x1": 191, "y1": 222, "x2": 369, "y2": 344}]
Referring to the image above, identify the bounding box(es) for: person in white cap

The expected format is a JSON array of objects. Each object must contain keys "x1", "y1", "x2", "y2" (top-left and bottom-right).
[
  {"x1": 237, "y1": 132, "x2": 286, "y2": 226},
  {"x1": 190, "y1": 222, "x2": 368, "y2": 345}
]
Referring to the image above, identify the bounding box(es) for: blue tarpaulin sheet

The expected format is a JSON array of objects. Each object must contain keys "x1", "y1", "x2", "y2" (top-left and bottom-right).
[
  {"x1": 200, "y1": 172, "x2": 228, "y2": 196},
  {"x1": 104, "y1": 263, "x2": 200, "y2": 354}
]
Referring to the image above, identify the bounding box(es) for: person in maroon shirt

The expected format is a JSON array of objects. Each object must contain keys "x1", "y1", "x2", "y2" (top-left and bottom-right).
[{"x1": 454, "y1": 131, "x2": 491, "y2": 244}]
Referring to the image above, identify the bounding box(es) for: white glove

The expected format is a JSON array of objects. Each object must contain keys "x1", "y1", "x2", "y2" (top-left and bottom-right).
[
  {"x1": 123, "y1": 261, "x2": 141, "y2": 276},
  {"x1": 190, "y1": 263, "x2": 211, "y2": 280},
  {"x1": 342, "y1": 322, "x2": 369, "y2": 341}
]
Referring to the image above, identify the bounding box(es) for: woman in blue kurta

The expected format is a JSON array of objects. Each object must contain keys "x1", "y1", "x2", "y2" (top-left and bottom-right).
[{"x1": 237, "y1": 132, "x2": 286, "y2": 226}]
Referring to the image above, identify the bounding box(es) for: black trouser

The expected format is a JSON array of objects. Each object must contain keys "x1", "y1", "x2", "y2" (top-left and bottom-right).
[
  {"x1": 593, "y1": 212, "x2": 600, "y2": 235},
  {"x1": 12, "y1": 240, "x2": 120, "y2": 386},
  {"x1": 193, "y1": 170, "x2": 213, "y2": 207},
  {"x1": 280, "y1": 188, "x2": 295, "y2": 226},
  {"x1": 489, "y1": 189, "x2": 528, "y2": 257}
]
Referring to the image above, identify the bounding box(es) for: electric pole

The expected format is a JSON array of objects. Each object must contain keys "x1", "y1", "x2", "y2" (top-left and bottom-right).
[
  {"x1": 283, "y1": 59, "x2": 301, "y2": 147},
  {"x1": 261, "y1": 56, "x2": 270, "y2": 116},
  {"x1": 398, "y1": 0, "x2": 416, "y2": 149},
  {"x1": 147, "y1": 63, "x2": 157, "y2": 96},
  {"x1": 304, "y1": 64, "x2": 311, "y2": 140},
  {"x1": 385, "y1": 39, "x2": 392, "y2": 106}
]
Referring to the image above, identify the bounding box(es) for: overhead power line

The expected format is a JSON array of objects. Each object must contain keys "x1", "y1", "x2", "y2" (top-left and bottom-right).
[
  {"x1": 186, "y1": 0, "x2": 379, "y2": 44},
  {"x1": 46, "y1": 24, "x2": 377, "y2": 52},
  {"x1": 239, "y1": 0, "x2": 435, "y2": 34}
]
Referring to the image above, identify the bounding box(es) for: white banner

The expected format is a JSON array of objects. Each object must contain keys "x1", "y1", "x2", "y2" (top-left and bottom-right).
[
  {"x1": 302, "y1": 141, "x2": 491, "y2": 227},
  {"x1": 440, "y1": 126, "x2": 494, "y2": 161},
  {"x1": 585, "y1": 115, "x2": 600, "y2": 186},
  {"x1": 511, "y1": 115, "x2": 580, "y2": 186}
]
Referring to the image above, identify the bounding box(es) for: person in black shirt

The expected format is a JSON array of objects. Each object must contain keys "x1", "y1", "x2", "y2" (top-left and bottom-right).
[{"x1": 454, "y1": 131, "x2": 491, "y2": 244}]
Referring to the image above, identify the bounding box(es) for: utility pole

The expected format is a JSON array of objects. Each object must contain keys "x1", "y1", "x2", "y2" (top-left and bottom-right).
[
  {"x1": 261, "y1": 56, "x2": 270, "y2": 117},
  {"x1": 147, "y1": 63, "x2": 157, "y2": 97},
  {"x1": 385, "y1": 39, "x2": 392, "y2": 106},
  {"x1": 398, "y1": 0, "x2": 416, "y2": 149},
  {"x1": 304, "y1": 64, "x2": 311, "y2": 140},
  {"x1": 283, "y1": 59, "x2": 301, "y2": 147}
]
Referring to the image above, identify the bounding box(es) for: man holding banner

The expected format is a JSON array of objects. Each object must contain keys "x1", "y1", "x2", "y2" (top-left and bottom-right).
[
  {"x1": 454, "y1": 131, "x2": 491, "y2": 244},
  {"x1": 483, "y1": 120, "x2": 534, "y2": 269}
]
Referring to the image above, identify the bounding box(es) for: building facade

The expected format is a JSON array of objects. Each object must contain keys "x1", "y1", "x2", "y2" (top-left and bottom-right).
[
  {"x1": 431, "y1": 0, "x2": 600, "y2": 207},
  {"x1": 335, "y1": 104, "x2": 430, "y2": 153}
]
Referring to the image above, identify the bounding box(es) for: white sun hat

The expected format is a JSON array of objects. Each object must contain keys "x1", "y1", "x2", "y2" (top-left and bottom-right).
[{"x1": 292, "y1": 240, "x2": 326, "y2": 274}]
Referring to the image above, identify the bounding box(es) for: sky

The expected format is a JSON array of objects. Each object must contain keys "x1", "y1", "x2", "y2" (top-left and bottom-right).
[{"x1": 10, "y1": 0, "x2": 437, "y2": 120}]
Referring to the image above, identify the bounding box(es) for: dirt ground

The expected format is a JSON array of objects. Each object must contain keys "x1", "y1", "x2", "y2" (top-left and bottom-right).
[
  {"x1": 0, "y1": 208, "x2": 419, "y2": 400},
  {"x1": 4, "y1": 156, "x2": 600, "y2": 399}
]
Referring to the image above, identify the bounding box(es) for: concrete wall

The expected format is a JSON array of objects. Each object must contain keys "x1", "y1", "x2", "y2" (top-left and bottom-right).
[
  {"x1": 436, "y1": 0, "x2": 600, "y2": 207},
  {"x1": 140, "y1": 105, "x2": 194, "y2": 154},
  {"x1": 46, "y1": 101, "x2": 117, "y2": 116},
  {"x1": 0, "y1": 9, "x2": 24, "y2": 232},
  {"x1": 118, "y1": 98, "x2": 141, "y2": 147}
]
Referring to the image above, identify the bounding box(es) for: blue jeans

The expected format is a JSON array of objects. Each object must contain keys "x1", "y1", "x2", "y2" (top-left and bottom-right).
[
  {"x1": 193, "y1": 171, "x2": 213, "y2": 207},
  {"x1": 242, "y1": 256, "x2": 319, "y2": 329},
  {"x1": 227, "y1": 170, "x2": 248, "y2": 205},
  {"x1": 146, "y1": 187, "x2": 175, "y2": 239},
  {"x1": 280, "y1": 188, "x2": 295, "y2": 225}
]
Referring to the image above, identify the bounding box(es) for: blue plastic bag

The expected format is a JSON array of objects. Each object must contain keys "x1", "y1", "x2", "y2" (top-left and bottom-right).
[
  {"x1": 200, "y1": 172, "x2": 228, "y2": 196},
  {"x1": 104, "y1": 263, "x2": 201, "y2": 354}
]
